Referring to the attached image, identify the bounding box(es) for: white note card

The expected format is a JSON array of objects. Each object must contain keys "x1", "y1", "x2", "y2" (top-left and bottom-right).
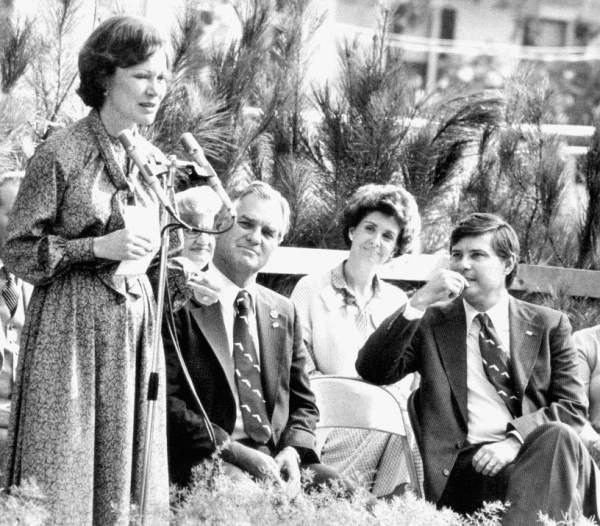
[{"x1": 115, "y1": 205, "x2": 160, "y2": 276}]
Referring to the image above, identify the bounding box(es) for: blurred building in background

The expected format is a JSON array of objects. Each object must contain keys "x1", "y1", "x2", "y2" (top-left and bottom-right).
[{"x1": 334, "y1": 0, "x2": 600, "y2": 90}]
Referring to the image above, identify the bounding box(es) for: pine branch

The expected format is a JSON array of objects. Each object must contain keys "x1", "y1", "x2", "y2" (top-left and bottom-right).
[
  {"x1": 578, "y1": 121, "x2": 600, "y2": 269},
  {"x1": 403, "y1": 94, "x2": 504, "y2": 210},
  {"x1": 171, "y1": 3, "x2": 207, "y2": 74},
  {"x1": 0, "y1": 16, "x2": 36, "y2": 93}
]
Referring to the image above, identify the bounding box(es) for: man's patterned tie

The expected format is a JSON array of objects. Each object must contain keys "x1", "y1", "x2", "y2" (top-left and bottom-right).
[
  {"x1": 476, "y1": 313, "x2": 520, "y2": 417},
  {"x1": 233, "y1": 290, "x2": 272, "y2": 443},
  {"x1": 2, "y1": 272, "x2": 18, "y2": 318}
]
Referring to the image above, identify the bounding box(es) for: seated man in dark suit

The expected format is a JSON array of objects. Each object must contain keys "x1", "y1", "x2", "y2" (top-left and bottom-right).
[
  {"x1": 356, "y1": 212, "x2": 599, "y2": 525},
  {"x1": 164, "y1": 181, "x2": 345, "y2": 495}
]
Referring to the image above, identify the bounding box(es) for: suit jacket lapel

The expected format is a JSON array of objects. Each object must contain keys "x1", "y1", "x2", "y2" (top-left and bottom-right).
[
  {"x1": 255, "y1": 291, "x2": 286, "y2": 418},
  {"x1": 433, "y1": 300, "x2": 469, "y2": 427},
  {"x1": 189, "y1": 301, "x2": 237, "y2": 397},
  {"x1": 509, "y1": 297, "x2": 542, "y2": 401}
]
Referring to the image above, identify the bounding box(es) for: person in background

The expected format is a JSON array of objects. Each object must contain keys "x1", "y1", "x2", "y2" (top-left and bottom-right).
[
  {"x1": 356, "y1": 212, "x2": 599, "y2": 525},
  {"x1": 3, "y1": 16, "x2": 171, "y2": 525},
  {"x1": 290, "y1": 183, "x2": 421, "y2": 496},
  {"x1": 161, "y1": 185, "x2": 223, "y2": 312},
  {"x1": 164, "y1": 181, "x2": 350, "y2": 496},
  {"x1": 573, "y1": 324, "x2": 600, "y2": 463},
  {"x1": 177, "y1": 187, "x2": 220, "y2": 269},
  {"x1": 0, "y1": 172, "x2": 31, "y2": 454}
]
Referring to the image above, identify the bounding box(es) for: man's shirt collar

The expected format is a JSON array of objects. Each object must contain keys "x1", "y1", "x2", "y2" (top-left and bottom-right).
[
  {"x1": 463, "y1": 289, "x2": 510, "y2": 331},
  {"x1": 212, "y1": 265, "x2": 257, "y2": 311}
]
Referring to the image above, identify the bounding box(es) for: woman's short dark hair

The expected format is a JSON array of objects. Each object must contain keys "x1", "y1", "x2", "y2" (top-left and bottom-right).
[
  {"x1": 450, "y1": 212, "x2": 520, "y2": 287},
  {"x1": 341, "y1": 184, "x2": 421, "y2": 257},
  {"x1": 77, "y1": 15, "x2": 166, "y2": 109}
]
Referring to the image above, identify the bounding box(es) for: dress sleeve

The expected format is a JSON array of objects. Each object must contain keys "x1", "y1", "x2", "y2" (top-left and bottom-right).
[{"x1": 4, "y1": 146, "x2": 98, "y2": 286}]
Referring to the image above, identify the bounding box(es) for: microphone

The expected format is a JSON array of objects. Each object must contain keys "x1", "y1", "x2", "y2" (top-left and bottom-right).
[
  {"x1": 180, "y1": 133, "x2": 236, "y2": 218},
  {"x1": 118, "y1": 130, "x2": 174, "y2": 212}
]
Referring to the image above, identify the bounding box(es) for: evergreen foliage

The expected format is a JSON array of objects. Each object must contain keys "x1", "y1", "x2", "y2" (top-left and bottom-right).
[
  {"x1": 0, "y1": 456, "x2": 597, "y2": 525},
  {"x1": 0, "y1": 0, "x2": 598, "y2": 286},
  {"x1": 0, "y1": 482, "x2": 48, "y2": 526},
  {"x1": 0, "y1": 15, "x2": 35, "y2": 94},
  {"x1": 150, "y1": 2, "x2": 233, "y2": 190},
  {"x1": 170, "y1": 457, "x2": 506, "y2": 526},
  {"x1": 458, "y1": 69, "x2": 576, "y2": 267},
  {"x1": 28, "y1": 0, "x2": 83, "y2": 136},
  {"x1": 578, "y1": 121, "x2": 600, "y2": 269}
]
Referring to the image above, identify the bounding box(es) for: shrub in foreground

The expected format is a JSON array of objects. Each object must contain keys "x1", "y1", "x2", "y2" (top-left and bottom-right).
[
  {"x1": 170, "y1": 459, "x2": 498, "y2": 526},
  {"x1": 0, "y1": 481, "x2": 48, "y2": 526},
  {"x1": 0, "y1": 458, "x2": 597, "y2": 524},
  {"x1": 170, "y1": 458, "x2": 598, "y2": 525}
]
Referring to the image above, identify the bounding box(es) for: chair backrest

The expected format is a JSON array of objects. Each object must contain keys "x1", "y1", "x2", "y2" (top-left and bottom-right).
[
  {"x1": 310, "y1": 375, "x2": 408, "y2": 435},
  {"x1": 310, "y1": 374, "x2": 423, "y2": 498}
]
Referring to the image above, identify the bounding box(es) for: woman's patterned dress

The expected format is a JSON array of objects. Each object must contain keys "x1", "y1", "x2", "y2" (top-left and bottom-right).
[{"x1": 3, "y1": 110, "x2": 169, "y2": 525}]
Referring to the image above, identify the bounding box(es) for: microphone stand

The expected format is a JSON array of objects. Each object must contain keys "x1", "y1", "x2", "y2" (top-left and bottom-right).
[
  {"x1": 125, "y1": 142, "x2": 234, "y2": 523},
  {"x1": 140, "y1": 156, "x2": 177, "y2": 525}
]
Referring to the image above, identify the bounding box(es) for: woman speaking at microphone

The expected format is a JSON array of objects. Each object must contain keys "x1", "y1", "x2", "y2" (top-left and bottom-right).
[{"x1": 3, "y1": 15, "x2": 171, "y2": 525}]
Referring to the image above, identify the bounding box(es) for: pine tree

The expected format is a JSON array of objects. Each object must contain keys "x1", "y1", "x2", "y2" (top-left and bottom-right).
[{"x1": 458, "y1": 68, "x2": 575, "y2": 267}]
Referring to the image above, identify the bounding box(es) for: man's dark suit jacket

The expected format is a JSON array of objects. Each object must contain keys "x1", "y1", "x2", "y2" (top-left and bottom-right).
[
  {"x1": 356, "y1": 296, "x2": 587, "y2": 503},
  {"x1": 164, "y1": 283, "x2": 319, "y2": 486}
]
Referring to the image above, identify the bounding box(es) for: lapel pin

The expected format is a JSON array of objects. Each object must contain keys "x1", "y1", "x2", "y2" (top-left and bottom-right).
[
  {"x1": 525, "y1": 330, "x2": 534, "y2": 336},
  {"x1": 270, "y1": 310, "x2": 279, "y2": 319}
]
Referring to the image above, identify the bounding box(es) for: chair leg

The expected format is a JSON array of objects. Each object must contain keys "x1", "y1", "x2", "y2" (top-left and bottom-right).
[
  {"x1": 400, "y1": 407, "x2": 424, "y2": 499},
  {"x1": 402, "y1": 436, "x2": 423, "y2": 498}
]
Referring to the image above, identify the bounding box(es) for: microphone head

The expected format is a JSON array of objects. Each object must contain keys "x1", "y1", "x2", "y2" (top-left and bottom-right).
[
  {"x1": 118, "y1": 129, "x2": 135, "y2": 152},
  {"x1": 180, "y1": 132, "x2": 206, "y2": 162}
]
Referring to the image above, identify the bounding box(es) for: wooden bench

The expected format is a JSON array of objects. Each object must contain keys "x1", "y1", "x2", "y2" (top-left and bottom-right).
[{"x1": 261, "y1": 247, "x2": 600, "y2": 299}]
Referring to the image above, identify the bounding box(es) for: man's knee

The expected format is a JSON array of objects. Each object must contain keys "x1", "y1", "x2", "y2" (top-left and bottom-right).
[
  {"x1": 526, "y1": 422, "x2": 581, "y2": 447},
  {"x1": 521, "y1": 422, "x2": 586, "y2": 464}
]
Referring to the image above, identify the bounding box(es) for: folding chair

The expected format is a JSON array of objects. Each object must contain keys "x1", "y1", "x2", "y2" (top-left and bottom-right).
[{"x1": 310, "y1": 375, "x2": 422, "y2": 498}]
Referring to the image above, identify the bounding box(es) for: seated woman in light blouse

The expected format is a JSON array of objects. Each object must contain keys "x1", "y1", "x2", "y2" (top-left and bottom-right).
[{"x1": 291, "y1": 183, "x2": 421, "y2": 496}]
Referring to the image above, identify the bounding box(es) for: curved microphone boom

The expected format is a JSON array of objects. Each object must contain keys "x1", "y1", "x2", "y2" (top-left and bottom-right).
[
  {"x1": 118, "y1": 130, "x2": 175, "y2": 215},
  {"x1": 180, "y1": 133, "x2": 236, "y2": 219}
]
